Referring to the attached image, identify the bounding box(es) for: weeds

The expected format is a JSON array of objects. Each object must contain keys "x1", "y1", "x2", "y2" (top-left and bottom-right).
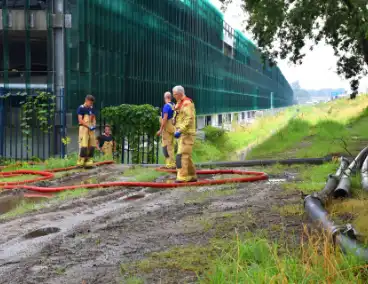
[
  {"x1": 281, "y1": 162, "x2": 340, "y2": 194},
  {"x1": 122, "y1": 167, "x2": 167, "y2": 182},
  {"x1": 0, "y1": 174, "x2": 40, "y2": 183},
  {"x1": 120, "y1": 239, "x2": 226, "y2": 280},
  {"x1": 201, "y1": 229, "x2": 368, "y2": 283},
  {"x1": 122, "y1": 229, "x2": 368, "y2": 283},
  {"x1": 191, "y1": 96, "x2": 368, "y2": 163},
  {"x1": 1, "y1": 153, "x2": 108, "y2": 173},
  {"x1": 277, "y1": 204, "x2": 304, "y2": 216},
  {"x1": 246, "y1": 96, "x2": 368, "y2": 159},
  {"x1": 56, "y1": 188, "x2": 90, "y2": 201}
]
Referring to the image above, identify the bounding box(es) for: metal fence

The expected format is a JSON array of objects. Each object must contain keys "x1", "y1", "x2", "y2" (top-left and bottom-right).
[
  {"x1": 119, "y1": 134, "x2": 160, "y2": 164},
  {"x1": 0, "y1": 89, "x2": 161, "y2": 164},
  {"x1": 0, "y1": 88, "x2": 66, "y2": 161}
]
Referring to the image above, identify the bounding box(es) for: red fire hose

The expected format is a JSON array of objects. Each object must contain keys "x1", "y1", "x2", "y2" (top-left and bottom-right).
[{"x1": 0, "y1": 161, "x2": 268, "y2": 193}]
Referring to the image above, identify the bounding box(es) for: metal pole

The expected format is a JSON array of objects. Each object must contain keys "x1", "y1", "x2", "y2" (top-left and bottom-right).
[
  {"x1": 54, "y1": 0, "x2": 65, "y2": 109},
  {"x1": 53, "y1": 0, "x2": 66, "y2": 157},
  {"x1": 0, "y1": 89, "x2": 3, "y2": 157},
  {"x1": 270, "y1": 92, "x2": 274, "y2": 109}
]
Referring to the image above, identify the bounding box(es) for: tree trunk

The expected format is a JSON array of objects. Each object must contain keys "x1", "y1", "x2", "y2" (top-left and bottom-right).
[{"x1": 362, "y1": 38, "x2": 368, "y2": 67}]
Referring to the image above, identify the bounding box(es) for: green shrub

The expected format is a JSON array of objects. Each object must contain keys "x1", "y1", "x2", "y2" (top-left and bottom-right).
[
  {"x1": 193, "y1": 126, "x2": 235, "y2": 161},
  {"x1": 203, "y1": 126, "x2": 227, "y2": 145}
]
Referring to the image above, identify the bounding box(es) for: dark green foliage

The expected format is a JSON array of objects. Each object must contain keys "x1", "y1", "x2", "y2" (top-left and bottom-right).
[
  {"x1": 204, "y1": 126, "x2": 227, "y2": 144},
  {"x1": 102, "y1": 104, "x2": 160, "y2": 138},
  {"x1": 220, "y1": 0, "x2": 368, "y2": 94},
  {"x1": 18, "y1": 92, "x2": 56, "y2": 151},
  {"x1": 102, "y1": 104, "x2": 159, "y2": 163},
  {"x1": 203, "y1": 126, "x2": 234, "y2": 152}
]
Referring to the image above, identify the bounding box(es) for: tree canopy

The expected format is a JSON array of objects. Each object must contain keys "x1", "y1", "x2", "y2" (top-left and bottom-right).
[{"x1": 219, "y1": 0, "x2": 368, "y2": 97}]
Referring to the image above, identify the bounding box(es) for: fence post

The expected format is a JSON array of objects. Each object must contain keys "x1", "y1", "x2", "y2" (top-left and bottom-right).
[
  {"x1": 155, "y1": 136, "x2": 159, "y2": 164},
  {"x1": 270, "y1": 92, "x2": 274, "y2": 110},
  {"x1": 53, "y1": 0, "x2": 66, "y2": 158},
  {"x1": 60, "y1": 89, "x2": 66, "y2": 158},
  {"x1": 121, "y1": 135, "x2": 125, "y2": 164},
  {"x1": 0, "y1": 91, "x2": 3, "y2": 157}
]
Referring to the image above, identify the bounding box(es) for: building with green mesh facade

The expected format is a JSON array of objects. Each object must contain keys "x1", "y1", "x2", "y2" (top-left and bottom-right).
[{"x1": 1, "y1": 0, "x2": 293, "y2": 128}]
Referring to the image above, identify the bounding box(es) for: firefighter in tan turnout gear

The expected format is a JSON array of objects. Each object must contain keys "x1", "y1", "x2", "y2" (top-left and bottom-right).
[
  {"x1": 77, "y1": 95, "x2": 97, "y2": 168},
  {"x1": 157, "y1": 92, "x2": 176, "y2": 169},
  {"x1": 172, "y1": 86, "x2": 198, "y2": 183}
]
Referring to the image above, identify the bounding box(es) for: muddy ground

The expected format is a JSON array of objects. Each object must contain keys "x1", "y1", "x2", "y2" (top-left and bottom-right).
[{"x1": 0, "y1": 165, "x2": 306, "y2": 284}]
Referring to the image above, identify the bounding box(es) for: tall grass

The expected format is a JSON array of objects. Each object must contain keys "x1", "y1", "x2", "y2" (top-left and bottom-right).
[
  {"x1": 122, "y1": 167, "x2": 167, "y2": 182},
  {"x1": 201, "y1": 229, "x2": 368, "y2": 283},
  {"x1": 244, "y1": 96, "x2": 368, "y2": 159}
]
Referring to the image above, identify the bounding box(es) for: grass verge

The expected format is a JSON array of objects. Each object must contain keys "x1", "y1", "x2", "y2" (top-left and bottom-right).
[
  {"x1": 201, "y1": 231, "x2": 367, "y2": 283},
  {"x1": 122, "y1": 167, "x2": 168, "y2": 182},
  {"x1": 121, "y1": 230, "x2": 367, "y2": 283},
  {"x1": 0, "y1": 153, "x2": 110, "y2": 172},
  {"x1": 246, "y1": 96, "x2": 368, "y2": 159},
  {"x1": 191, "y1": 96, "x2": 368, "y2": 162}
]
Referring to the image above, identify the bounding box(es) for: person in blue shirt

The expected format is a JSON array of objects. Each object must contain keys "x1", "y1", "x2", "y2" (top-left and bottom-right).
[
  {"x1": 77, "y1": 95, "x2": 97, "y2": 168},
  {"x1": 97, "y1": 125, "x2": 116, "y2": 157},
  {"x1": 157, "y1": 92, "x2": 176, "y2": 169}
]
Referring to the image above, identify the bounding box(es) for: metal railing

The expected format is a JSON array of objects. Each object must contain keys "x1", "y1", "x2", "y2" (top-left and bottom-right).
[{"x1": 0, "y1": 88, "x2": 66, "y2": 161}]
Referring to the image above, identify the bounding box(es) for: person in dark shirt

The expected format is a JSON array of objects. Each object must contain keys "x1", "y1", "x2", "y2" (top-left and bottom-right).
[
  {"x1": 97, "y1": 125, "x2": 116, "y2": 157},
  {"x1": 157, "y1": 91, "x2": 176, "y2": 169},
  {"x1": 77, "y1": 95, "x2": 97, "y2": 167}
]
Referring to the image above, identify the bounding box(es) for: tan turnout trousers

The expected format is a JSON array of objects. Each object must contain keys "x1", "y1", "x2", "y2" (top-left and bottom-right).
[
  {"x1": 161, "y1": 117, "x2": 176, "y2": 168},
  {"x1": 175, "y1": 98, "x2": 197, "y2": 182},
  {"x1": 77, "y1": 115, "x2": 96, "y2": 167}
]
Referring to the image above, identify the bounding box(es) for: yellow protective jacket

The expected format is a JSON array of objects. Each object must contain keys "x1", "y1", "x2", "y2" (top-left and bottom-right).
[{"x1": 175, "y1": 97, "x2": 196, "y2": 135}]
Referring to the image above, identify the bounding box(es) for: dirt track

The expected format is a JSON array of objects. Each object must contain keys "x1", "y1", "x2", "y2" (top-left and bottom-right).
[{"x1": 0, "y1": 165, "x2": 304, "y2": 284}]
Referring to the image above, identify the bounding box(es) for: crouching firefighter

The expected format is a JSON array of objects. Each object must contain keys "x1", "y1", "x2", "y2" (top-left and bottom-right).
[
  {"x1": 172, "y1": 86, "x2": 197, "y2": 183},
  {"x1": 77, "y1": 95, "x2": 97, "y2": 168},
  {"x1": 157, "y1": 92, "x2": 176, "y2": 169},
  {"x1": 97, "y1": 125, "x2": 116, "y2": 158}
]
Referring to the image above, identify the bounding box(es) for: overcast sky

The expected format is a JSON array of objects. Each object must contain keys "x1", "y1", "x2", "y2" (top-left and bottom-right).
[{"x1": 211, "y1": 0, "x2": 368, "y2": 92}]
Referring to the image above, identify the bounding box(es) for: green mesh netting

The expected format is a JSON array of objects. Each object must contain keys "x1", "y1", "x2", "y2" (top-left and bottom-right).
[
  {"x1": 1, "y1": 0, "x2": 293, "y2": 118},
  {"x1": 64, "y1": 0, "x2": 293, "y2": 115},
  {"x1": 0, "y1": 1, "x2": 53, "y2": 92}
]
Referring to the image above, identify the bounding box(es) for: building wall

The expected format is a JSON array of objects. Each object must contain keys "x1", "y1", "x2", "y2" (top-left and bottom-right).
[
  {"x1": 63, "y1": 0, "x2": 293, "y2": 119},
  {"x1": 1, "y1": 0, "x2": 293, "y2": 117},
  {"x1": 0, "y1": 1, "x2": 294, "y2": 160}
]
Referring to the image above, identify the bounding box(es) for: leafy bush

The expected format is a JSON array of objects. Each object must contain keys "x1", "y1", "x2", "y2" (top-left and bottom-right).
[
  {"x1": 203, "y1": 126, "x2": 227, "y2": 145},
  {"x1": 196, "y1": 126, "x2": 235, "y2": 161},
  {"x1": 102, "y1": 104, "x2": 160, "y2": 163}
]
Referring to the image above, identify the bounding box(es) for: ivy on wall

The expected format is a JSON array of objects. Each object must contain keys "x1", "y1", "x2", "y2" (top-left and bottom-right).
[
  {"x1": 102, "y1": 104, "x2": 160, "y2": 163},
  {"x1": 0, "y1": 91, "x2": 56, "y2": 155},
  {"x1": 19, "y1": 92, "x2": 56, "y2": 151},
  {"x1": 21, "y1": 91, "x2": 55, "y2": 132}
]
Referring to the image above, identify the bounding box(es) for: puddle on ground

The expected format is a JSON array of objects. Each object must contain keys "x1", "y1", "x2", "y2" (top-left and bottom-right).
[
  {"x1": 0, "y1": 193, "x2": 52, "y2": 215},
  {"x1": 123, "y1": 193, "x2": 146, "y2": 201},
  {"x1": 24, "y1": 227, "x2": 61, "y2": 239},
  {"x1": 267, "y1": 178, "x2": 287, "y2": 184}
]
